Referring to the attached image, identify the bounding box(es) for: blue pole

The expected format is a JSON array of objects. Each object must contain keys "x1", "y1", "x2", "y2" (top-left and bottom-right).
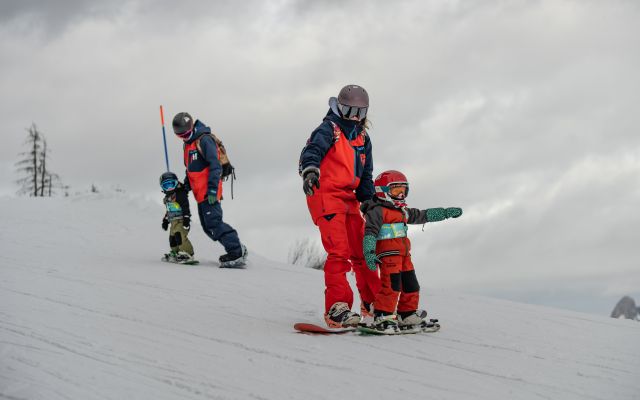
[{"x1": 160, "y1": 105, "x2": 170, "y2": 171}]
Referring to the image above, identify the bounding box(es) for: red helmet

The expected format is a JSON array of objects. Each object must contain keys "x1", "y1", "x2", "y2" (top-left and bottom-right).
[{"x1": 374, "y1": 170, "x2": 409, "y2": 207}]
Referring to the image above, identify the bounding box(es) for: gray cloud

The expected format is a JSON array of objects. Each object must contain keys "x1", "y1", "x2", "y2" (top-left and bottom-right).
[{"x1": 1, "y1": 0, "x2": 639, "y2": 314}]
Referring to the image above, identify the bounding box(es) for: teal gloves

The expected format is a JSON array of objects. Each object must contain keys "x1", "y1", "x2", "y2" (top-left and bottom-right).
[
  {"x1": 426, "y1": 207, "x2": 463, "y2": 222},
  {"x1": 207, "y1": 189, "x2": 218, "y2": 205},
  {"x1": 363, "y1": 234, "x2": 380, "y2": 271},
  {"x1": 426, "y1": 208, "x2": 447, "y2": 222}
]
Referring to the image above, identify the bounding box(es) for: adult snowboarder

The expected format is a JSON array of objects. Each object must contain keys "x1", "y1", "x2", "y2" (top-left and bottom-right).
[
  {"x1": 361, "y1": 170, "x2": 462, "y2": 333},
  {"x1": 298, "y1": 84, "x2": 380, "y2": 328},
  {"x1": 172, "y1": 112, "x2": 247, "y2": 268}
]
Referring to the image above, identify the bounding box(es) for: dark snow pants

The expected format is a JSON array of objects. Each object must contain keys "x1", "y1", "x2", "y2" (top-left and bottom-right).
[{"x1": 197, "y1": 201, "x2": 242, "y2": 256}]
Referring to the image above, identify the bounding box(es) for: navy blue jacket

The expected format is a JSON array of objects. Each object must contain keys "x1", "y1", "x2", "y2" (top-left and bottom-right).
[
  {"x1": 183, "y1": 120, "x2": 222, "y2": 197},
  {"x1": 299, "y1": 110, "x2": 374, "y2": 202}
]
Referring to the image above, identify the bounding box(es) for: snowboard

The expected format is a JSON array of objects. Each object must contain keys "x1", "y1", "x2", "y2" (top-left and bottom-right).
[
  {"x1": 357, "y1": 319, "x2": 441, "y2": 336},
  {"x1": 294, "y1": 323, "x2": 356, "y2": 334},
  {"x1": 219, "y1": 260, "x2": 246, "y2": 269},
  {"x1": 161, "y1": 256, "x2": 200, "y2": 265}
]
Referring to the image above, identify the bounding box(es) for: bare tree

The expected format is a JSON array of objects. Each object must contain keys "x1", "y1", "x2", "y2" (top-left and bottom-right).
[
  {"x1": 39, "y1": 138, "x2": 48, "y2": 196},
  {"x1": 46, "y1": 173, "x2": 61, "y2": 197},
  {"x1": 288, "y1": 238, "x2": 326, "y2": 270},
  {"x1": 15, "y1": 123, "x2": 64, "y2": 197},
  {"x1": 15, "y1": 123, "x2": 42, "y2": 196}
]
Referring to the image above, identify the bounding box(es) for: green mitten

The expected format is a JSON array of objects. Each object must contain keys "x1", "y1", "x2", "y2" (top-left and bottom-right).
[
  {"x1": 207, "y1": 188, "x2": 218, "y2": 205},
  {"x1": 426, "y1": 208, "x2": 447, "y2": 222},
  {"x1": 446, "y1": 207, "x2": 463, "y2": 218},
  {"x1": 363, "y1": 234, "x2": 380, "y2": 271}
]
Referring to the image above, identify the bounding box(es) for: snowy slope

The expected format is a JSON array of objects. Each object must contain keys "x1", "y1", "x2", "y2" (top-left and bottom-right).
[{"x1": 1, "y1": 194, "x2": 639, "y2": 400}]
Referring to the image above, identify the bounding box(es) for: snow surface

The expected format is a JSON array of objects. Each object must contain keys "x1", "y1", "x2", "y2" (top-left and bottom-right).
[{"x1": 1, "y1": 194, "x2": 639, "y2": 400}]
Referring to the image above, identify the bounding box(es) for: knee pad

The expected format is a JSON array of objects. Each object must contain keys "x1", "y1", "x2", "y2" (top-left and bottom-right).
[
  {"x1": 169, "y1": 235, "x2": 177, "y2": 247},
  {"x1": 173, "y1": 232, "x2": 183, "y2": 246},
  {"x1": 401, "y1": 270, "x2": 420, "y2": 293},
  {"x1": 390, "y1": 272, "x2": 402, "y2": 292}
]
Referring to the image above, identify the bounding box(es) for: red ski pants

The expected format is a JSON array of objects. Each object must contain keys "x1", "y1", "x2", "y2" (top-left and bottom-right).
[
  {"x1": 374, "y1": 255, "x2": 420, "y2": 314},
  {"x1": 317, "y1": 212, "x2": 381, "y2": 313}
]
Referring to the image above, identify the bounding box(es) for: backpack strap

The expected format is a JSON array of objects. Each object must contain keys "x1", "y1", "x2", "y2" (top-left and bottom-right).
[
  {"x1": 328, "y1": 122, "x2": 341, "y2": 144},
  {"x1": 194, "y1": 133, "x2": 210, "y2": 156}
]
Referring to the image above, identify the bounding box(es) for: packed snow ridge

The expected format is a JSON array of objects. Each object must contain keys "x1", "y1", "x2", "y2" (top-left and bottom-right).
[{"x1": 1, "y1": 194, "x2": 639, "y2": 400}]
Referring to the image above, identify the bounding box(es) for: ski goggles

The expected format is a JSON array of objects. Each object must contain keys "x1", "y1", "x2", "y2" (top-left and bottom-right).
[
  {"x1": 388, "y1": 183, "x2": 408, "y2": 199},
  {"x1": 175, "y1": 127, "x2": 194, "y2": 141},
  {"x1": 338, "y1": 103, "x2": 368, "y2": 120},
  {"x1": 161, "y1": 179, "x2": 179, "y2": 191}
]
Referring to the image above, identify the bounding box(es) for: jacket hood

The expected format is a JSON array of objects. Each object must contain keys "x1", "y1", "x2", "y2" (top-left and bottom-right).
[
  {"x1": 184, "y1": 120, "x2": 211, "y2": 144},
  {"x1": 325, "y1": 98, "x2": 364, "y2": 140}
]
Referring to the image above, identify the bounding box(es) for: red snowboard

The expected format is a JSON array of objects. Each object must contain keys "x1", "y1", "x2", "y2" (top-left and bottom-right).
[{"x1": 294, "y1": 323, "x2": 355, "y2": 334}]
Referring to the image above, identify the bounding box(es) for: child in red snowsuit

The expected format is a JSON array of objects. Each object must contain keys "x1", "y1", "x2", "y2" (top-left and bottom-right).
[
  {"x1": 361, "y1": 170, "x2": 462, "y2": 333},
  {"x1": 298, "y1": 85, "x2": 381, "y2": 328}
]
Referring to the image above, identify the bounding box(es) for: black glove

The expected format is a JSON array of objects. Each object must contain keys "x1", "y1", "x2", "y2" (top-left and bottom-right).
[
  {"x1": 303, "y1": 171, "x2": 320, "y2": 196},
  {"x1": 222, "y1": 164, "x2": 235, "y2": 180},
  {"x1": 162, "y1": 218, "x2": 169, "y2": 231},
  {"x1": 183, "y1": 216, "x2": 190, "y2": 230}
]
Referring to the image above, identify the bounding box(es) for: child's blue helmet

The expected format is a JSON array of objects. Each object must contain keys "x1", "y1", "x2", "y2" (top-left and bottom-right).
[{"x1": 159, "y1": 172, "x2": 179, "y2": 193}]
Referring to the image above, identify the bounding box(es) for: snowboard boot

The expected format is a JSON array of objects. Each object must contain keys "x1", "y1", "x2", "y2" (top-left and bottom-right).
[
  {"x1": 360, "y1": 302, "x2": 374, "y2": 317},
  {"x1": 163, "y1": 251, "x2": 178, "y2": 262},
  {"x1": 372, "y1": 313, "x2": 399, "y2": 334},
  {"x1": 219, "y1": 244, "x2": 248, "y2": 268},
  {"x1": 324, "y1": 302, "x2": 361, "y2": 328},
  {"x1": 397, "y1": 310, "x2": 428, "y2": 327},
  {"x1": 360, "y1": 302, "x2": 374, "y2": 326},
  {"x1": 175, "y1": 251, "x2": 195, "y2": 264}
]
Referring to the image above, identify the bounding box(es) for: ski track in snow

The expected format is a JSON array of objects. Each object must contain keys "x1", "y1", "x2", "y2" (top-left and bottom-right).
[{"x1": 1, "y1": 195, "x2": 639, "y2": 400}]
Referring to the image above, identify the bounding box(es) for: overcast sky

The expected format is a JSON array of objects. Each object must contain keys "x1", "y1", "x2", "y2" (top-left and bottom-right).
[{"x1": 1, "y1": 0, "x2": 639, "y2": 315}]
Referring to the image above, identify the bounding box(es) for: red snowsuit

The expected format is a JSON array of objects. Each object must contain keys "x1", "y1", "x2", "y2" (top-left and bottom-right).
[
  {"x1": 299, "y1": 111, "x2": 379, "y2": 313},
  {"x1": 361, "y1": 199, "x2": 429, "y2": 314}
]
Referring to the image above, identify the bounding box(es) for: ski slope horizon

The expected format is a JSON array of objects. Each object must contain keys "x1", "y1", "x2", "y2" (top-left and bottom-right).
[{"x1": 1, "y1": 194, "x2": 639, "y2": 400}]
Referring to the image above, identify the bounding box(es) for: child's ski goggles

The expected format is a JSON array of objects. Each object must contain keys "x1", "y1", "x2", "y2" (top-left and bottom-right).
[
  {"x1": 161, "y1": 179, "x2": 179, "y2": 191},
  {"x1": 338, "y1": 103, "x2": 368, "y2": 120},
  {"x1": 388, "y1": 184, "x2": 408, "y2": 199}
]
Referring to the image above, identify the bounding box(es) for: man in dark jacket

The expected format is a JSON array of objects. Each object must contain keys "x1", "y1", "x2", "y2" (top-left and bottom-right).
[{"x1": 173, "y1": 112, "x2": 247, "y2": 268}]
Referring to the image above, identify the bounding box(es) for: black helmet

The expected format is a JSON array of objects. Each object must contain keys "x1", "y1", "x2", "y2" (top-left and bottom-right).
[
  {"x1": 172, "y1": 112, "x2": 194, "y2": 139},
  {"x1": 337, "y1": 85, "x2": 369, "y2": 120},
  {"x1": 159, "y1": 171, "x2": 179, "y2": 192}
]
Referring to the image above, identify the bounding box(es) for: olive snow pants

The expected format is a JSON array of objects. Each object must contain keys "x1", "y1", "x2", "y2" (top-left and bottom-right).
[{"x1": 169, "y1": 219, "x2": 194, "y2": 256}]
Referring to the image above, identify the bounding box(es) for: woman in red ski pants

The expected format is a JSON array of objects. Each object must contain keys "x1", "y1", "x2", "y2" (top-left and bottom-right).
[{"x1": 298, "y1": 84, "x2": 380, "y2": 328}]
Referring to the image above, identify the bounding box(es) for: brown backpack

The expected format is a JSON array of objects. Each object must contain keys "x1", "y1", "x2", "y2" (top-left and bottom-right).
[
  {"x1": 193, "y1": 133, "x2": 236, "y2": 197},
  {"x1": 194, "y1": 133, "x2": 234, "y2": 179}
]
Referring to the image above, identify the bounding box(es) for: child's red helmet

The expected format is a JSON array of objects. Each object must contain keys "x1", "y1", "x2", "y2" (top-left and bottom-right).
[{"x1": 374, "y1": 170, "x2": 409, "y2": 207}]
